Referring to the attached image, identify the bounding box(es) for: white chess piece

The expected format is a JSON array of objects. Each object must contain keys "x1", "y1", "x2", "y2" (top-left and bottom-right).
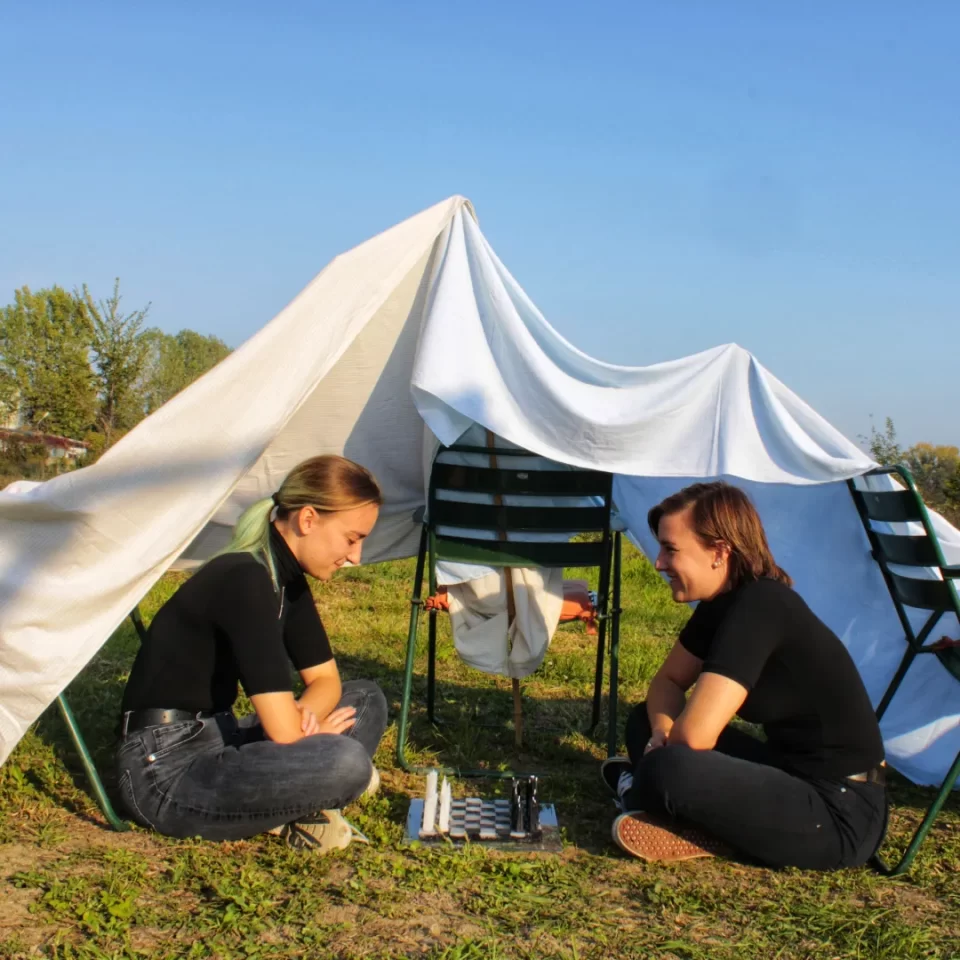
[
  {"x1": 421, "y1": 770, "x2": 438, "y2": 837},
  {"x1": 438, "y1": 777, "x2": 452, "y2": 834}
]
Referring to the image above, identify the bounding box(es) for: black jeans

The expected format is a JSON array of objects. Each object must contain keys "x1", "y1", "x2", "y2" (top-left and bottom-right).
[
  {"x1": 623, "y1": 702, "x2": 888, "y2": 870},
  {"x1": 116, "y1": 680, "x2": 388, "y2": 841}
]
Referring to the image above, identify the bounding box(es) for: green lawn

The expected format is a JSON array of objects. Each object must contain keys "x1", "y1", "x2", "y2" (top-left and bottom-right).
[{"x1": 1, "y1": 542, "x2": 958, "y2": 959}]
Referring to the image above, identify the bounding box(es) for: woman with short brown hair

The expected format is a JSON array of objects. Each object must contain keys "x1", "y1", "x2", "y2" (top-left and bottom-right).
[{"x1": 602, "y1": 481, "x2": 887, "y2": 868}]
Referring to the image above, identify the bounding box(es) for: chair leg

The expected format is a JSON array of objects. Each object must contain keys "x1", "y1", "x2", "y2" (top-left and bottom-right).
[
  {"x1": 130, "y1": 605, "x2": 148, "y2": 644},
  {"x1": 591, "y1": 538, "x2": 613, "y2": 730},
  {"x1": 877, "y1": 747, "x2": 960, "y2": 877},
  {"x1": 56, "y1": 695, "x2": 129, "y2": 831},
  {"x1": 591, "y1": 617, "x2": 607, "y2": 730},
  {"x1": 876, "y1": 645, "x2": 918, "y2": 721},
  {"x1": 427, "y1": 609, "x2": 438, "y2": 725},
  {"x1": 606, "y1": 531, "x2": 623, "y2": 758},
  {"x1": 397, "y1": 527, "x2": 428, "y2": 773}
]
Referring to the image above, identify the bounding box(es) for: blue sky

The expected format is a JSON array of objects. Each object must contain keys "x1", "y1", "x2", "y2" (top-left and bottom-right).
[{"x1": 2, "y1": 1, "x2": 958, "y2": 447}]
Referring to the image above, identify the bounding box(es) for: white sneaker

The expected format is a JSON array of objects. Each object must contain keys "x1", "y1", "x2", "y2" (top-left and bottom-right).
[{"x1": 364, "y1": 765, "x2": 381, "y2": 798}]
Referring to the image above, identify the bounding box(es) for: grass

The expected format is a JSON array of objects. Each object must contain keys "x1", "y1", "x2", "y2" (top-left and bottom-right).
[{"x1": 1, "y1": 541, "x2": 958, "y2": 959}]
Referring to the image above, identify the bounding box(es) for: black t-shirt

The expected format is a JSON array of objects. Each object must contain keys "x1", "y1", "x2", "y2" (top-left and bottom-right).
[
  {"x1": 121, "y1": 525, "x2": 333, "y2": 715},
  {"x1": 678, "y1": 578, "x2": 884, "y2": 779}
]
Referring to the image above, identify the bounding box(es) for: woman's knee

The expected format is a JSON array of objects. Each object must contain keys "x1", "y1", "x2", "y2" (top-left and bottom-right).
[
  {"x1": 307, "y1": 733, "x2": 373, "y2": 804},
  {"x1": 341, "y1": 679, "x2": 387, "y2": 712},
  {"x1": 340, "y1": 679, "x2": 388, "y2": 743}
]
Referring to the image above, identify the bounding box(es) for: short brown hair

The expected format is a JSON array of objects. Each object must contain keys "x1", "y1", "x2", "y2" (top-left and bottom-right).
[{"x1": 647, "y1": 481, "x2": 792, "y2": 589}]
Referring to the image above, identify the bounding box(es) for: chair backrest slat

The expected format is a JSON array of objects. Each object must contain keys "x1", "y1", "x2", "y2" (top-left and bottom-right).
[
  {"x1": 433, "y1": 535, "x2": 607, "y2": 569},
  {"x1": 889, "y1": 571, "x2": 953, "y2": 611},
  {"x1": 854, "y1": 488, "x2": 924, "y2": 523},
  {"x1": 432, "y1": 462, "x2": 610, "y2": 498},
  {"x1": 873, "y1": 533, "x2": 940, "y2": 567},
  {"x1": 431, "y1": 499, "x2": 609, "y2": 534}
]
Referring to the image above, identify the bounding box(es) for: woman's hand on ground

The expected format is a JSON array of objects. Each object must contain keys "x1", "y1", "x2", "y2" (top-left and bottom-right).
[
  {"x1": 315, "y1": 706, "x2": 357, "y2": 736},
  {"x1": 644, "y1": 728, "x2": 669, "y2": 755}
]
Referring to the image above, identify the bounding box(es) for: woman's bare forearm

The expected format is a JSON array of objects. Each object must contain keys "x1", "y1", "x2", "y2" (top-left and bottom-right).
[
  {"x1": 297, "y1": 674, "x2": 342, "y2": 722},
  {"x1": 646, "y1": 673, "x2": 687, "y2": 736}
]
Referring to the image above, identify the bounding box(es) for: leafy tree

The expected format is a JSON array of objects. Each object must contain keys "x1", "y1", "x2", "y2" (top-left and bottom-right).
[
  {"x1": 864, "y1": 416, "x2": 902, "y2": 467},
  {"x1": 864, "y1": 418, "x2": 960, "y2": 525},
  {"x1": 85, "y1": 279, "x2": 151, "y2": 438},
  {"x1": 0, "y1": 286, "x2": 96, "y2": 437},
  {"x1": 137, "y1": 328, "x2": 230, "y2": 414},
  {"x1": 903, "y1": 443, "x2": 960, "y2": 524}
]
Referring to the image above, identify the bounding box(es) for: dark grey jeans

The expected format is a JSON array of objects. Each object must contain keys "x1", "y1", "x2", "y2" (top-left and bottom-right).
[
  {"x1": 624, "y1": 701, "x2": 888, "y2": 870},
  {"x1": 116, "y1": 680, "x2": 388, "y2": 841}
]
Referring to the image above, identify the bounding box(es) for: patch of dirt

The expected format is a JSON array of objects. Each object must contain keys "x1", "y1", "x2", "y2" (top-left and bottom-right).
[
  {"x1": 323, "y1": 891, "x2": 486, "y2": 954},
  {"x1": 0, "y1": 848, "x2": 49, "y2": 954}
]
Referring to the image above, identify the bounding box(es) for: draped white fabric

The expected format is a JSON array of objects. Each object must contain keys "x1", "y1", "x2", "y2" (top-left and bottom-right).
[{"x1": 1, "y1": 196, "x2": 957, "y2": 788}]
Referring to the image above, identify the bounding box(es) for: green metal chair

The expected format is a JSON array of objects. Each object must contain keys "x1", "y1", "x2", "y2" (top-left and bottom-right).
[
  {"x1": 848, "y1": 465, "x2": 960, "y2": 875},
  {"x1": 51, "y1": 605, "x2": 149, "y2": 831},
  {"x1": 396, "y1": 439, "x2": 623, "y2": 776}
]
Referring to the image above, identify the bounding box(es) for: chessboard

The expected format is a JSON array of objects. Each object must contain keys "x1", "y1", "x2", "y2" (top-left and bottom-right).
[
  {"x1": 404, "y1": 783, "x2": 562, "y2": 851},
  {"x1": 449, "y1": 797, "x2": 513, "y2": 840}
]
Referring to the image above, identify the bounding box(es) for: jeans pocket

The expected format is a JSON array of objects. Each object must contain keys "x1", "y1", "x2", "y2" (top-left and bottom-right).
[{"x1": 149, "y1": 720, "x2": 206, "y2": 760}]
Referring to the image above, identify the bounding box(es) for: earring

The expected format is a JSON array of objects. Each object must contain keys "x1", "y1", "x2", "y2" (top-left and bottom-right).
[{"x1": 712, "y1": 560, "x2": 720, "y2": 569}]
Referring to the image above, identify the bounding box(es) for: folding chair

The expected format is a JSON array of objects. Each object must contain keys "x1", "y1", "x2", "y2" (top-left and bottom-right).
[
  {"x1": 396, "y1": 438, "x2": 623, "y2": 776},
  {"x1": 848, "y1": 465, "x2": 960, "y2": 875},
  {"x1": 52, "y1": 605, "x2": 149, "y2": 831}
]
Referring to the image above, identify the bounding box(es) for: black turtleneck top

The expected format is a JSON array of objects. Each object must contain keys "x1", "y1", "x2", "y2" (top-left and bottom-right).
[{"x1": 121, "y1": 525, "x2": 333, "y2": 715}]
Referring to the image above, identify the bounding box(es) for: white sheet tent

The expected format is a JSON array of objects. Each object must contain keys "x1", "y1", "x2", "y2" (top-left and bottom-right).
[{"x1": 1, "y1": 196, "x2": 958, "y2": 785}]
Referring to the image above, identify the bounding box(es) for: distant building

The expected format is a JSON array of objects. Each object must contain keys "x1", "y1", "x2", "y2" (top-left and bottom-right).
[{"x1": 0, "y1": 428, "x2": 89, "y2": 463}]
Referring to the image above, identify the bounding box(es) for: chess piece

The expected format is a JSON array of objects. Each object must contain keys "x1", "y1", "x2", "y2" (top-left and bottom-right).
[
  {"x1": 420, "y1": 770, "x2": 438, "y2": 837},
  {"x1": 526, "y1": 776, "x2": 541, "y2": 838},
  {"x1": 511, "y1": 779, "x2": 527, "y2": 838},
  {"x1": 438, "y1": 777, "x2": 452, "y2": 834},
  {"x1": 510, "y1": 779, "x2": 522, "y2": 832}
]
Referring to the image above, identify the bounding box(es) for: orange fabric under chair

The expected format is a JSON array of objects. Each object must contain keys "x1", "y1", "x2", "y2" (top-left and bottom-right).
[{"x1": 424, "y1": 578, "x2": 598, "y2": 635}]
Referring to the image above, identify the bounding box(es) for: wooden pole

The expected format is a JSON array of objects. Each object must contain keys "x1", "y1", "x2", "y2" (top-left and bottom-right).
[{"x1": 486, "y1": 430, "x2": 523, "y2": 748}]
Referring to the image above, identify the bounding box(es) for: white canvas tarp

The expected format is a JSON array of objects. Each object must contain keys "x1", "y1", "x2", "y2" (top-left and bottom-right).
[{"x1": 1, "y1": 196, "x2": 958, "y2": 787}]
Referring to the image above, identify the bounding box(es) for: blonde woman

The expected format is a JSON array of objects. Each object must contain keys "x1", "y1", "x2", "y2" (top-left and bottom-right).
[{"x1": 117, "y1": 455, "x2": 387, "y2": 852}]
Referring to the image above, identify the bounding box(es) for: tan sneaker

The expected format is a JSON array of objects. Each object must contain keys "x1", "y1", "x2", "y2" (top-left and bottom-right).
[
  {"x1": 281, "y1": 809, "x2": 354, "y2": 853},
  {"x1": 364, "y1": 765, "x2": 381, "y2": 798},
  {"x1": 267, "y1": 767, "x2": 379, "y2": 839},
  {"x1": 612, "y1": 811, "x2": 729, "y2": 862}
]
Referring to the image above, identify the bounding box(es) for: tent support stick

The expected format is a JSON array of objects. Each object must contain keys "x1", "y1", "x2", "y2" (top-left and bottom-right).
[
  {"x1": 607, "y1": 531, "x2": 623, "y2": 758},
  {"x1": 397, "y1": 525, "x2": 429, "y2": 772},
  {"x1": 56, "y1": 695, "x2": 128, "y2": 831}
]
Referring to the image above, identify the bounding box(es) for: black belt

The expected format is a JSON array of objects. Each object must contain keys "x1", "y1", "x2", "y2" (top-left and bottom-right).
[
  {"x1": 121, "y1": 708, "x2": 225, "y2": 737},
  {"x1": 846, "y1": 765, "x2": 885, "y2": 786}
]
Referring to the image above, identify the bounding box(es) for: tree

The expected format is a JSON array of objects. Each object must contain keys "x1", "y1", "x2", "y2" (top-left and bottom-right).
[
  {"x1": 137, "y1": 328, "x2": 231, "y2": 414},
  {"x1": 0, "y1": 286, "x2": 96, "y2": 438},
  {"x1": 864, "y1": 416, "x2": 902, "y2": 467},
  {"x1": 863, "y1": 418, "x2": 960, "y2": 526},
  {"x1": 903, "y1": 443, "x2": 960, "y2": 525},
  {"x1": 85, "y1": 279, "x2": 151, "y2": 439}
]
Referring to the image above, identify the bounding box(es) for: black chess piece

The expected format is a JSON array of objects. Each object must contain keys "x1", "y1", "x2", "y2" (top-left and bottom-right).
[
  {"x1": 510, "y1": 778, "x2": 522, "y2": 833},
  {"x1": 526, "y1": 775, "x2": 541, "y2": 838}
]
